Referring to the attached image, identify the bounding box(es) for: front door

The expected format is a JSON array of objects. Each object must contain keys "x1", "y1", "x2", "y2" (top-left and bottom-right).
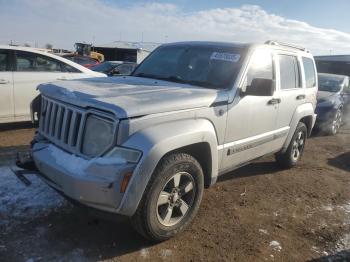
[
  {"x1": 221, "y1": 48, "x2": 280, "y2": 172},
  {"x1": 0, "y1": 49, "x2": 14, "y2": 122}
]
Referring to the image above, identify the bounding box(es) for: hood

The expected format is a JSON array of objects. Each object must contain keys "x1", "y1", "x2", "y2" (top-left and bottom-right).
[
  {"x1": 38, "y1": 76, "x2": 221, "y2": 118},
  {"x1": 317, "y1": 91, "x2": 337, "y2": 102}
]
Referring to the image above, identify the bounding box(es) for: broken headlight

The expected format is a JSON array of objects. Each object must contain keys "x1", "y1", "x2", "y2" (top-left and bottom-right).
[
  {"x1": 82, "y1": 115, "x2": 114, "y2": 157},
  {"x1": 105, "y1": 146, "x2": 142, "y2": 163}
]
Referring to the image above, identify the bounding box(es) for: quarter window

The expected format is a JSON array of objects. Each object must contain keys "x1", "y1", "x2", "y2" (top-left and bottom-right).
[
  {"x1": 279, "y1": 55, "x2": 301, "y2": 90},
  {"x1": 303, "y1": 57, "x2": 317, "y2": 88}
]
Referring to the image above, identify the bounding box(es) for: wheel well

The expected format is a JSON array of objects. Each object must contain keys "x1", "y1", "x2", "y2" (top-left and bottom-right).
[
  {"x1": 164, "y1": 143, "x2": 212, "y2": 188},
  {"x1": 299, "y1": 115, "x2": 313, "y2": 137}
]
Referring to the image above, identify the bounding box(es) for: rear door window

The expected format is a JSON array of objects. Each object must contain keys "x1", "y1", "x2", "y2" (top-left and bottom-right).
[
  {"x1": 302, "y1": 57, "x2": 317, "y2": 88},
  {"x1": 15, "y1": 51, "x2": 65, "y2": 72},
  {"x1": 279, "y1": 55, "x2": 301, "y2": 90}
]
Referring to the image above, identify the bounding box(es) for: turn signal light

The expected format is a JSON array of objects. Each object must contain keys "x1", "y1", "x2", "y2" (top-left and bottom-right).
[{"x1": 120, "y1": 172, "x2": 133, "y2": 193}]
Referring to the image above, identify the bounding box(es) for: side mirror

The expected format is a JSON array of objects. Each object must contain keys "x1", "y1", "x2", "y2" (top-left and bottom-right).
[{"x1": 244, "y1": 78, "x2": 275, "y2": 96}]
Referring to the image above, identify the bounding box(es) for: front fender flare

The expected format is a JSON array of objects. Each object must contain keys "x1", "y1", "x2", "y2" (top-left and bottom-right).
[{"x1": 116, "y1": 119, "x2": 219, "y2": 216}]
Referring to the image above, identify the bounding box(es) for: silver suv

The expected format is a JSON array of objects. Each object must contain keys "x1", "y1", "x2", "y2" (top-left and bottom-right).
[{"x1": 27, "y1": 41, "x2": 317, "y2": 241}]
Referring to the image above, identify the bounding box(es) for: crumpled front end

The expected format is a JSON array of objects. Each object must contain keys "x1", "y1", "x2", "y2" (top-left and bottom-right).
[{"x1": 32, "y1": 142, "x2": 135, "y2": 213}]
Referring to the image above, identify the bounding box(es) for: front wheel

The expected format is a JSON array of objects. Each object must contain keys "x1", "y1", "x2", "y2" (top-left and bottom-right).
[
  {"x1": 132, "y1": 153, "x2": 204, "y2": 241},
  {"x1": 326, "y1": 108, "x2": 342, "y2": 136},
  {"x1": 276, "y1": 122, "x2": 307, "y2": 168}
]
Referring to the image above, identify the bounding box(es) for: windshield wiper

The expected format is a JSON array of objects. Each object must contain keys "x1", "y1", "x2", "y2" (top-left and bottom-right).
[
  {"x1": 156, "y1": 75, "x2": 187, "y2": 84},
  {"x1": 133, "y1": 72, "x2": 159, "y2": 79}
]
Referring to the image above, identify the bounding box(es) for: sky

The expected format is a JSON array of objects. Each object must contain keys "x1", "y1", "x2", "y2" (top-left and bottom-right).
[{"x1": 1, "y1": 0, "x2": 350, "y2": 55}]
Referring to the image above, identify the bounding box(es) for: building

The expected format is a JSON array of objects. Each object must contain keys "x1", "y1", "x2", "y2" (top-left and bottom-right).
[{"x1": 93, "y1": 41, "x2": 159, "y2": 63}]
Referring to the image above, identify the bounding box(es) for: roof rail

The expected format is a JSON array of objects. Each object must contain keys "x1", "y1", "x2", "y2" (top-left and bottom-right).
[{"x1": 264, "y1": 40, "x2": 308, "y2": 52}]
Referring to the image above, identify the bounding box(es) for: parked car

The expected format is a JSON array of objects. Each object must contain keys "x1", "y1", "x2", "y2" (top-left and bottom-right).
[
  {"x1": 315, "y1": 73, "x2": 350, "y2": 135},
  {"x1": 61, "y1": 54, "x2": 100, "y2": 69},
  {"x1": 23, "y1": 41, "x2": 317, "y2": 241},
  {"x1": 315, "y1": 55, "x2": 350, "y2": 77},
  {"x1": 0, "y1": 45, "x2": 106, "y2": 124},
  {"x1": 91, "y1": 61, "x2": 137, "y2": 76}
]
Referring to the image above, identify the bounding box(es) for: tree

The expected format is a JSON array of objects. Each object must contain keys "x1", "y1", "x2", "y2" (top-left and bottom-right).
[{"x1": 24, "y1": 43, "x2": 31, "y2": 47}]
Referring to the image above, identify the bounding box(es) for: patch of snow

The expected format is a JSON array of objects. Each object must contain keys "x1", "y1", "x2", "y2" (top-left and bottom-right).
[
  {"x1": 269, "y1": 241, "x2": 282, "y2": 252},
  {"x1": 140, "y1": 248, "x2": 149, "y2": 258},
  {"x1": 0, "y1": 166, "x2": 65, "y2": 228},
  {"x1": 160, "y1": 249, "x2": 172, "y2": 258},
  {"x1": 259, "y1": 229, "x2": 269, "y2": 235},
  {"x1": 47, "y1": 144, "x2": 127, "y2": 177},
  {"x1": 60, "y1": 88, "x2": 77, "y2": 99},
  {"x1": 334, "y1": 203, "x2": 350, "y2": 251},
  {"x1": 322, "y1": 205, "x2": 334, "y2": 212},
  {"x1": 339, "y1": 203, "x2": 350, "y2": 214},
  {"x1": 273, "y1": 211, "x2": 279, "y2": 217}
]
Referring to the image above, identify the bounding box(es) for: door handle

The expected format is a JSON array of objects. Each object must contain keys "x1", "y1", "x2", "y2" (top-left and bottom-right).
[
  {"x1": 296, "y1": 94, "x2": 306, "y2": 100},
  {"x1": 268, "y1": 98, "x2": 281, "y2": 105},
  {"x1": 0, "y1": 79, "x2": 9, "y2": 84}
]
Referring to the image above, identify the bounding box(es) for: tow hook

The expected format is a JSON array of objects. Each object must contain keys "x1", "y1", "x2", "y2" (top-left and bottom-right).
[{"x1": 13, "y1": 152, "x2": 39, "y2": 186}]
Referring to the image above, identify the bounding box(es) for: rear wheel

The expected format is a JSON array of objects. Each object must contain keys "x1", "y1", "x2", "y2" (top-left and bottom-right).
[
  {"x1": 276, "y1": 122, "x2": 307, "y2": 168},
  {"x1": 132, "y1": 153, "x2": 204, "y2": 241}
]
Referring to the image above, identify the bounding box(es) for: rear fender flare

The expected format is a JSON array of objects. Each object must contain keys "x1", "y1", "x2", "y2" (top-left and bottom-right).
[{"x1": 281, "y1": 103, "x2": 315, "y2": 152}]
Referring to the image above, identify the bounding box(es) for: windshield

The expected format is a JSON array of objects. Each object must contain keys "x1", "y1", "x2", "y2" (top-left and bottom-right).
[
  {"x1": 318, "y1": 75, "x2": 343, "y2": 92},
  {"x1": 91, "y1": 62, "x2": 118, "y2": 73},
  {"x1": 133, "y1": 45, "x2": 247, "y2": 89}
]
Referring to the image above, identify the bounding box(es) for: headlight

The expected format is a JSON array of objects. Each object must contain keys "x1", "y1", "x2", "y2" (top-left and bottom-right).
[
  {"x1": 105, "y1": 147, "x2": 142, "y2": 163},
  {"x1": 82, "y1": 115, "x2": 114, "y2": 157}
]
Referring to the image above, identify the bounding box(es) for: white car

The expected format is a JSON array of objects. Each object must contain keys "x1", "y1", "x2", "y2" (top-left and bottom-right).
[{"x1": 0, "y1": 45, "x2": 106, "y2": 124}]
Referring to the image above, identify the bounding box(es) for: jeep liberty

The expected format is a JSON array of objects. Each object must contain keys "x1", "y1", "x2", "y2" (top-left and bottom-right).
[{"x1": 22, "y1": 41, "x2": 318, "y2": 241}]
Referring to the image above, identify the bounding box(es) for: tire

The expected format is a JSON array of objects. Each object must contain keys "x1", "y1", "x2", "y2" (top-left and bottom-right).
[
  {"x1": 276, "y1": 122, "x2": 307, "y2": 169},
  {"x1": 132, "y1": 153, "x2": 204, "y2": 242},
  {"x1": 325, "y1": 108, "x2": 342, "y2": 136}
]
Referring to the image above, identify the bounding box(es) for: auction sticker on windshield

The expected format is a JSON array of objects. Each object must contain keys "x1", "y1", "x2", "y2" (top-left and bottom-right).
[{"x1": 210, "y1": 52, "x2": 241, "y2": 62}]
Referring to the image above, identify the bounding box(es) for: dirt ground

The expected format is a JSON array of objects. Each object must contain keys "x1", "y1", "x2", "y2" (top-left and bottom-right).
[{"x1": 1, "y1": 122, "x2": 350, "y2": 262}]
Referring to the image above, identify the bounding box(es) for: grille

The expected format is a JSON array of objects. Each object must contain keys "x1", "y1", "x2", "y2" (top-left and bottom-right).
[{"x1": 39, "y1": 96, "x2": 85, "y2": 155}]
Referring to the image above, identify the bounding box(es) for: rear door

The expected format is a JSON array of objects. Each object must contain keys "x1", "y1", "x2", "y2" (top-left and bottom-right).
[
  {"x1": 0, "y1": 49, "x2": 14, "y2": 122},
  {"x1": 13, "y1": 50, "x2": 73, "y2": 120},
  {"x1": 274, "y1": 53, "x2": 305, "y2": 150}
]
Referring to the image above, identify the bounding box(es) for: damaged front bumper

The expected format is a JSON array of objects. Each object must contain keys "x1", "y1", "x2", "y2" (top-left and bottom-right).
[{"x1": 26, "y1": 142, "x2": 136, "y2": 214}]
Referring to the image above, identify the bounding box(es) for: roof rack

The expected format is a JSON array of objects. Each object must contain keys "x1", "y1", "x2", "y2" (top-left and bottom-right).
[{"x1": 264, "y1": 40, "x2": 308, "y2": 52}]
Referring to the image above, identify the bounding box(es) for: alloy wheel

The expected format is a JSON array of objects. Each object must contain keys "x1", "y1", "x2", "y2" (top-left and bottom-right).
[
  {"x1": 291, "y1": 131, "x2": 305, "y2": 162},
  {"x1": 331, "y1": 110, "x2": 342, "y2": 135},
  {"x1": 156, "y1": 172, "x2": 196, "y2": 227}
]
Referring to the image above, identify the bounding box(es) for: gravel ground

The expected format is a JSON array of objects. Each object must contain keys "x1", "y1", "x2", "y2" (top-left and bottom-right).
[{"x1": 0, "y1": 123, "x2": 350, "y2": 261}]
